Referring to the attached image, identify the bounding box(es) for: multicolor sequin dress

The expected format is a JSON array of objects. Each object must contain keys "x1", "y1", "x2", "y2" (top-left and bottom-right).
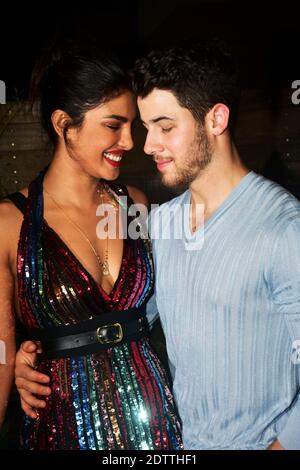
[{"x1": 14, "y1": 169, "x2": 182, "y2": 450}]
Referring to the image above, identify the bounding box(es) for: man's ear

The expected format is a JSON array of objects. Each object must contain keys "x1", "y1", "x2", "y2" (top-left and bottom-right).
[
  {"x1": 51, "y1": 110, "x2": 71, "y2": 138},
  {"x1": 206, "y1": 103, "x2": 230, "y2": 136}
]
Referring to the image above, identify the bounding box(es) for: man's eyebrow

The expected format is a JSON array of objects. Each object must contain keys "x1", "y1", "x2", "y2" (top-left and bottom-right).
[
  {"x1": 140, "y1": 116, "x2": 175, "y2": 125},
  {"x1": 103, "y1": 114, "x2": 128, "y2": 123}
]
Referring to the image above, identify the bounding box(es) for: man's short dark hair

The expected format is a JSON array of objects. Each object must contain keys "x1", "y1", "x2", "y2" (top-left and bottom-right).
[{"x1": 132, "y1": 39, "x2": 240, "y2": 132}]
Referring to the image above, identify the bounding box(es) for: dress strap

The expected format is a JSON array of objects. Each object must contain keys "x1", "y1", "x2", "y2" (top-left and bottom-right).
[
  {"x1": 115, "y1": 183, "x2": 130, "y2": 198},
  {"x1": 5, "y1": 192, "x2": 27, "y2": 215}
]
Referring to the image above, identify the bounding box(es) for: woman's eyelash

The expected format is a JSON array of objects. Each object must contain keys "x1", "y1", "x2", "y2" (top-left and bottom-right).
[
  {"x1": 162, "y1": 127, "x2": 173, "y2": 133},
  {"x1": 107, "y1": 124, "x2": 121, "y2": 130}
]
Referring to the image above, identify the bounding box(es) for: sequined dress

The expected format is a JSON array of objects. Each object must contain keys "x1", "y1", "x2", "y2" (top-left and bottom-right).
[{"x1": 15, "y1": 170, "x2": 182, "y2": 450}]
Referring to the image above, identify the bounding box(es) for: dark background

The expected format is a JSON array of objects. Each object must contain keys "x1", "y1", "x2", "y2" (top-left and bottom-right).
[{"x1": 1, "y1": 0, "x2": 300, "y2": 98}]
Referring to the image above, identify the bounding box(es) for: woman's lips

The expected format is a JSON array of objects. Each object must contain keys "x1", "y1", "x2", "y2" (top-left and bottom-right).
[
  {"x1": 103, "y1": 151, "x2": 124, "y2": 168},
  {"x1": 104, "y1": 156, "x2": 122, "y2": 168}
]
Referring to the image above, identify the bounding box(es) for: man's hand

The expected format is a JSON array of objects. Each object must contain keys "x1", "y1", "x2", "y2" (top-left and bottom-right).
[
  {"x1": 268, "y1": 439, "x2": 285, "y2": 450},
  {"x1": 15, "y1": 341, "x2": 51, "y2": 419}
]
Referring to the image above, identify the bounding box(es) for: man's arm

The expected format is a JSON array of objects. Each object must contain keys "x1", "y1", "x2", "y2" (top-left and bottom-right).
[
  {"x1": 269, "y1": 218, "x2": 300, "y2": 450},
  {"x1": 15, "y1": 341, "x2": 51, "y2": 418}
]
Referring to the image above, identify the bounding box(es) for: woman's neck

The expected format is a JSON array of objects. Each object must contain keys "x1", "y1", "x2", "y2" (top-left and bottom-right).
[{"x1": 43, "y1": 158, "x2": 101, "y2": 209}]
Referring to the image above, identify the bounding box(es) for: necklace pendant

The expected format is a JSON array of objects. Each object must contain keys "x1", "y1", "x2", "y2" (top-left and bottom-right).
[{"x1": 102, "y1": 260, "x2": 110, "y2": 276}]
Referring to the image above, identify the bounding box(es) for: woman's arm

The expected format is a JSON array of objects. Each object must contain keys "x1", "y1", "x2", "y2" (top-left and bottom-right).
[{"x1": 0, "y1": 204, "x2": 16, "y2": 430}]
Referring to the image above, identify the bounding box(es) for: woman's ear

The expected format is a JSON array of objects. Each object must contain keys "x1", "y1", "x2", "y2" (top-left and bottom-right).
[
  {"x1": 51, "y1": 110, "x2": 71, "y2": 138},
  {"x1": 206, "y1": 103, "x2": 230, "y2": 136}
]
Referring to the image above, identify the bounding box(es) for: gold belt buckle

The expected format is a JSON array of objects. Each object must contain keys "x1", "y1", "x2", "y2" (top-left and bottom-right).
[{"x1": 96, "y1": 323, "x2": 123, "y2": 344}]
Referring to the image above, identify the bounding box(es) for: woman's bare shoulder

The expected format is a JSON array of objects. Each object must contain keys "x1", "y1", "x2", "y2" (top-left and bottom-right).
[{"x1": 0, "y1": 187, "x2": 28, "y2": 240}]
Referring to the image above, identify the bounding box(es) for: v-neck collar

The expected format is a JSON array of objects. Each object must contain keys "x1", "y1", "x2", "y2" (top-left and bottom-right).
[
  {"x1": 44, "y1": 219, "x2": 126, "y2": 299},
  {"x1": 182, "y1": 171, "x2": 256, "y2": 248}
]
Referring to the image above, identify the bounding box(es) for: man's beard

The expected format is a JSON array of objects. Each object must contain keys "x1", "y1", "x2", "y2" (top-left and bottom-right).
[{"x1": 161, "y1": 125, "x2": 212, "y2": 189}]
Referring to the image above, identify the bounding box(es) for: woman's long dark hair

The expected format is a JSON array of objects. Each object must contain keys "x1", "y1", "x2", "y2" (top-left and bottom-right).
[{"x1": 30, "y1": 40, "x2": 131, "y2": 144}]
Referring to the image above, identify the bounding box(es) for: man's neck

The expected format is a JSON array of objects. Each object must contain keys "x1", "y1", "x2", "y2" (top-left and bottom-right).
[{"x1": 189, "y1": 145, "x2": 249, "y2": 221}]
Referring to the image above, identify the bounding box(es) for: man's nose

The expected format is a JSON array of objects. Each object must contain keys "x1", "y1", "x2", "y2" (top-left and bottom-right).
[{"x1": 143, "y1": 132, "x2": 164, "y2": 155}]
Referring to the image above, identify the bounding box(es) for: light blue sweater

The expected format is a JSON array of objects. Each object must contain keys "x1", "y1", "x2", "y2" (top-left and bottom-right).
[{"x1": 146, "y1": 172, "x2": 300, "y2": 449}]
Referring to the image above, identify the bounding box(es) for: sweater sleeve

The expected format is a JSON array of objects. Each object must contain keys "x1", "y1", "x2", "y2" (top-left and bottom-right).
[
  {"x1": 269, "y1": 218, "x2": 300, "y2": 450},
  {"x1": 146, "y1": 294, "x2": 159, "y2": 330}
]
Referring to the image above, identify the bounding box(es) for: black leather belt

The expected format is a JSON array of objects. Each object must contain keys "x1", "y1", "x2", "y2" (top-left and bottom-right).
[{"x1": 28, "y1": 306, "x2": 149, "y2": 359}]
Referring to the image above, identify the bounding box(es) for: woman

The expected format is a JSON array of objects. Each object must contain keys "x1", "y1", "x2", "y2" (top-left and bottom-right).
[{"x1": 0, "y1": 47, "x2": 182, "y2": 450}]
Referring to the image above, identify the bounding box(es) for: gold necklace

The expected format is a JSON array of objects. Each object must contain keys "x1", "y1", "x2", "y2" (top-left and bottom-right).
[{"x1": 44, "y1": 183, "x2": 116, "y2": 276}]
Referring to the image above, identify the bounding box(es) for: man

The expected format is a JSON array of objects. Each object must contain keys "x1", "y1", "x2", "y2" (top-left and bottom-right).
[{"x1": 15, "y1": 40, "x2": 300, "y2": 450}]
